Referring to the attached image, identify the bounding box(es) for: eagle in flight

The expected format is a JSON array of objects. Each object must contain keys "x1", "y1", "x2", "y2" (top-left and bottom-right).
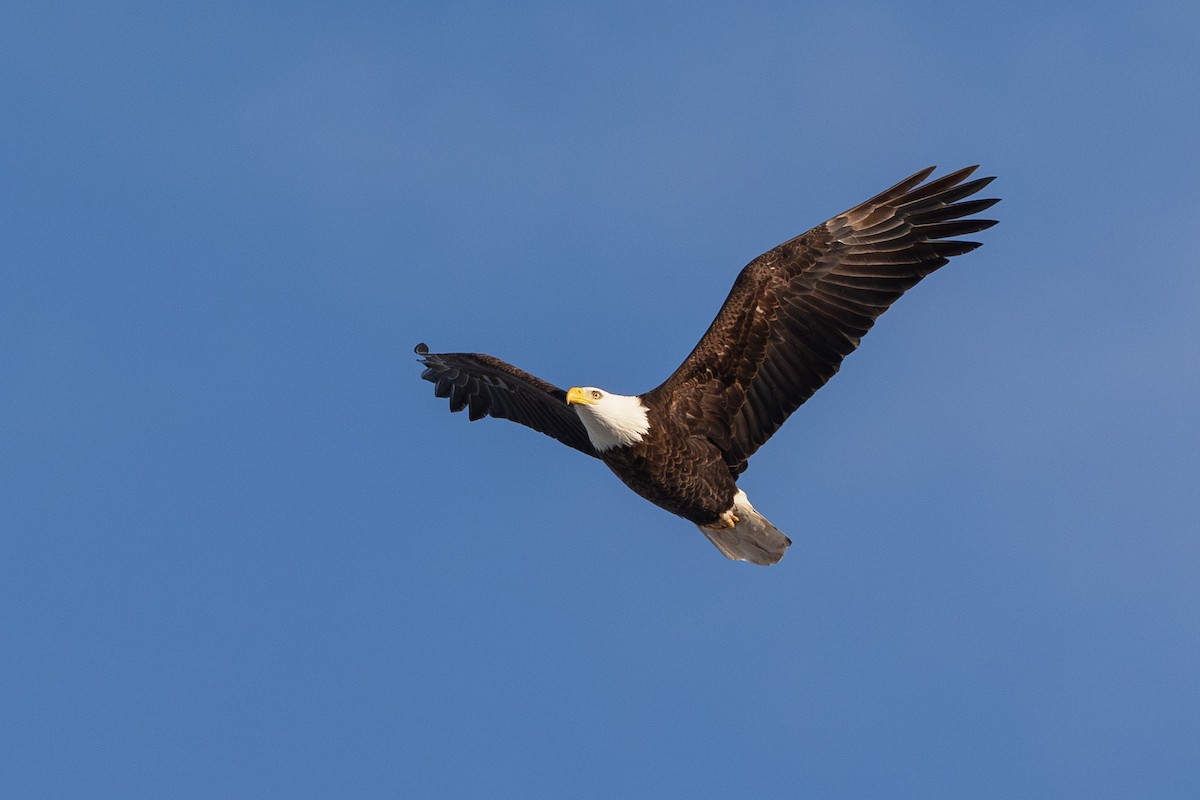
[{"x1": 417, "y1": 166, "x2": 998, "y2": 565}]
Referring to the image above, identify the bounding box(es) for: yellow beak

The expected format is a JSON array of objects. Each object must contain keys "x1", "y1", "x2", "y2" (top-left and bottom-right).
[{"x1": 565, "y1": 387, "x2": 593, "y2": 406}]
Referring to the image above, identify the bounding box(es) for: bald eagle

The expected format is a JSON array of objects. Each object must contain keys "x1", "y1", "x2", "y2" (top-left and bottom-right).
[{"x1": 417, "y1": 166, "x2": 998, "y2": 565}]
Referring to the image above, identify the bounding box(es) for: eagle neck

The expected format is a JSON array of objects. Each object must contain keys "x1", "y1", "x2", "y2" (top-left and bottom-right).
[{"x1": 575, "y1": 393, "x2": 651, "y2": 452}]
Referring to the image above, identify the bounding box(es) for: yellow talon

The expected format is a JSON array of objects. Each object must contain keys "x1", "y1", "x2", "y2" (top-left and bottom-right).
[{"x1": 700, "y1": 510, "x2": 740, "y2": 532}]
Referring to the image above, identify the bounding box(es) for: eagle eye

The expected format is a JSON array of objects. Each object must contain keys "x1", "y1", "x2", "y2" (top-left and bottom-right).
[{"x1": 591, "y1": 390, "x2": 602, "y2": 400}]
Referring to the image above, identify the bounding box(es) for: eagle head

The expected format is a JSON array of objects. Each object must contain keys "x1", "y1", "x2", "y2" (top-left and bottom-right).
[{"x1": 566, "y1": 386, "x2": 650, "y2": 451}]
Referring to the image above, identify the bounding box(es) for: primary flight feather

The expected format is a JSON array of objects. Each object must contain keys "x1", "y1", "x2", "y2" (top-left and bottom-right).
[{"x1": 417, "y1": 166, "x2": 998, "y2": 565}]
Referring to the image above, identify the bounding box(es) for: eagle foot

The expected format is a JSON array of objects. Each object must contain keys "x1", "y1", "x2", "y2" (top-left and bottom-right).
[{"x1": 700, "y1": 513, "x2": 734, "y2": 532}]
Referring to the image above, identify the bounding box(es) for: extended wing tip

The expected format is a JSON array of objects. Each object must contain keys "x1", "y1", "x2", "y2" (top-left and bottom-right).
[
  {"x1": 931, "y1": 165, "x2": 988, "y2": 187},
  {"x1": 904, "y1": 165, "x2": 938, "y2": 186},
  {"x1": 971, "y1": 174, "x2": 997, "y2": 190},
  {"x1": 414, "y1": 342, "x2": 430, "y2": 356}
]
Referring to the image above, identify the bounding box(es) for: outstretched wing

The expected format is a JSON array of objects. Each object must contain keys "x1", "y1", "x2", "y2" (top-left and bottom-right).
[
  {"x1": 415, "y1": 344, "x2": 598, "y2": 457},
  {"x1": 646, "y1": 166, "x2": 998, "y2": 475}
]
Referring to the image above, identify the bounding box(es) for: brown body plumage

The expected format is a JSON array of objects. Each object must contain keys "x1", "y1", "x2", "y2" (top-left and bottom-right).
[
  {"x1": 598, "y1": 404, "x2": 737, "y2": 526},
  {"x1": 417, "y1": 166, "x2": 998, "y2": 565}
]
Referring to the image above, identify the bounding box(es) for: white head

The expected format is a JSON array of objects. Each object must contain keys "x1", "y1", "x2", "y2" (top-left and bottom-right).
[{"x1": 565, "y1": 386, "x2": 651, "y2": 451}]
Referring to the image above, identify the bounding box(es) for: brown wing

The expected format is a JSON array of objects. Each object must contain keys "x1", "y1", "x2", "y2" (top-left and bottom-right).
[
  {"x1": 415, "y1": 344, "x2": 598, "y2": 457},
  {"x1": 645, "y1": 166, "x2": 998, "y2": 475}
]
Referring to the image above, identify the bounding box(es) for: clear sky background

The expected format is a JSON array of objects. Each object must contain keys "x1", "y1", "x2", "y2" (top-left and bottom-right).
[{"x1": 3, "y1": 2, "x2": 1199, "y2": 798}]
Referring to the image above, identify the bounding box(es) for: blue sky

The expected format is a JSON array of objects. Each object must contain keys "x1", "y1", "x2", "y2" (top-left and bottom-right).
[{"x1": 3, "y1": 1, "x2": 1199, "y2": 797}]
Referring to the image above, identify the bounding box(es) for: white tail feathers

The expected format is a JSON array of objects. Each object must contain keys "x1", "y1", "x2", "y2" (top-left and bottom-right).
[{"x1": 698, "y1": 490, "x2": 791, "y2": 566}]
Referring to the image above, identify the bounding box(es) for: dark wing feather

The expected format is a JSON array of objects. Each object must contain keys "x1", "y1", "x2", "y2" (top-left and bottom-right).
[
  {"x1": 415, "y1": 343, "x2": 598, "y2": 457},
  {"x1": 646, "y1": 166, "x2": 998, "y2": 475}
]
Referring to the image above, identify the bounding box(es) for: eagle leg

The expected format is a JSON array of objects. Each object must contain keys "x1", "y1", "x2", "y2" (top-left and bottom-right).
[{"x1": 707, "y1": 509, "x2": 740, "y2": 530}]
